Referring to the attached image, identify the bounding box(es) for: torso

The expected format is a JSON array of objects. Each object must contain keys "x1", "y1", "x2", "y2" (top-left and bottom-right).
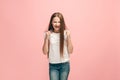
[{"x1": 48, "y1": 30, "x2": 70, "y2": 64}]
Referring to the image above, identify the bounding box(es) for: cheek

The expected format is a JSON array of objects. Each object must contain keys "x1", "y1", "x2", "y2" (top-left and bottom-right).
[
  {"x1": 52, "y1": 23, "x2": 55, "y2": 26},
  {"x1": 58, "y1": 23, "x2": 60, "y2": 26}
]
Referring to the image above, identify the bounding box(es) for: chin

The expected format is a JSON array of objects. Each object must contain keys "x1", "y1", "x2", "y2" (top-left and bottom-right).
[{"x1": 55, "y1": 29, "x2": 60, "y2": 31}]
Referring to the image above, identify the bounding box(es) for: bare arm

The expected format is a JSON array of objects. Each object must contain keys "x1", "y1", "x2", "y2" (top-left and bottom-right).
[
  {"x1": 66, "y1": 30, "x2": 73, "y2": 54},
  {"x1": 42, "y1": 31, "x2": 50, "y2": 55}
]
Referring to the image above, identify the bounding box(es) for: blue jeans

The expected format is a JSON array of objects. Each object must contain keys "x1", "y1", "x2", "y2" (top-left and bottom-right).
[{"x1": 49, "y1": 61, "x2": 70, "y2": 80}]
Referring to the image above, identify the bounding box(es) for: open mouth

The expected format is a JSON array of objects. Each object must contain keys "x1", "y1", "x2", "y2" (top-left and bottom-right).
[{"x1": 55, "y1": 26, "x2": 60, "y2": 28}]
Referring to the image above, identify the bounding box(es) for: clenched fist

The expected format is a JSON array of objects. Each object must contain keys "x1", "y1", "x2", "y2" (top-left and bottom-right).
[{"x1": 45, "y1": 31, "x2": 51, "y2": 40}]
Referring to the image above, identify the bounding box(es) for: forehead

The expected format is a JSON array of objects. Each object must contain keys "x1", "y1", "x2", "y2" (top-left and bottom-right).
[{"x1": 52, "y1": 17, "x2": 60, "y2": 21}]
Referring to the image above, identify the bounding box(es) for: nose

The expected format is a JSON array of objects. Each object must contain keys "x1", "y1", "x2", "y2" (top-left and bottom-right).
[{"x1": 56, "y1": 23, "x2": 60, "y2": 26}]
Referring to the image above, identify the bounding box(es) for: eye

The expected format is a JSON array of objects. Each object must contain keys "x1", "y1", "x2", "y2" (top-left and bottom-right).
[{"x1": 53, "y1": 21, "x2": 57, "y2": 23}]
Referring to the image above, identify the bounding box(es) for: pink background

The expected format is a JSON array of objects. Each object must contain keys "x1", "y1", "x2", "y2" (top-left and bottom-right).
[{"x1": 0, "y1": 0, "x2": 120, "y2": 80}]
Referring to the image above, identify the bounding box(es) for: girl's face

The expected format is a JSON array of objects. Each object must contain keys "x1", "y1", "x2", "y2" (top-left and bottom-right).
[{"x1": 52, "y1": 17, "x2": 61, "y2": 32}]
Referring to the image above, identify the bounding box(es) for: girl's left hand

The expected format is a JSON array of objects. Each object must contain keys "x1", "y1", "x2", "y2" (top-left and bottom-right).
[{"x1": 66, "y1": 30, "x2": 70, "y2": 36}]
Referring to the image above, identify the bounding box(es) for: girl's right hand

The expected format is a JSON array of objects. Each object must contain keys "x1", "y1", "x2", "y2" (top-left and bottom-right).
[{"x1": 45, "y1": 31, "x2": 51, "y2": 40}]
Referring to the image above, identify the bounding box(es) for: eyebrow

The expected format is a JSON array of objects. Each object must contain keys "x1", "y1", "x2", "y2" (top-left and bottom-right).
[{"x1": 53, "y1": 21, "x2": 60, "y2": 22}]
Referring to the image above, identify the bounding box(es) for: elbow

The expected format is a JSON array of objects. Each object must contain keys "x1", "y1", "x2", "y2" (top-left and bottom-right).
[
  {"x1": 68, "y1": 46, "x2": 73, "y2": 54},
  {"x1": 43, "y1": 50, "x2": 48, "y2": 55},
  {"x1": 43, "y1": 51, "x2": 47, "y2": 55},
  {"x1": 42, "y1": 47, "x2": 48, "y2": 55},
  {"x1": 69, "y1": 49, "x2": 73, "y2": 54}
]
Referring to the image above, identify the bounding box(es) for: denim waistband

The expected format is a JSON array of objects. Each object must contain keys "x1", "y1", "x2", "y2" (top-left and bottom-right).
[{"x1": 49, "y1": 61, "x2": 69, "y2": 65}]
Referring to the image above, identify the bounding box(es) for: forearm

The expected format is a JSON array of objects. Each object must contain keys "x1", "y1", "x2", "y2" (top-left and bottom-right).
[
  {"x1": 42, "y1": 37, "x2": 49, "y2": 55},
  {"x1": 67, "y1": 35, "x2": 73, "y2": 54}
]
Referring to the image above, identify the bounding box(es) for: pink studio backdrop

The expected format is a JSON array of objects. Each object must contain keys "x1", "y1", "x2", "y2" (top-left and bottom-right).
[{"x1": 0, "y1": 0, "x2": 120, "y2": 80}]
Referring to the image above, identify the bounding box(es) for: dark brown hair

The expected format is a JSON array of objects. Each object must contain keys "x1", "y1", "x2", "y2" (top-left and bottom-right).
[{"x1": 48, "y1": 12, "x2": 66, "y2": 57}]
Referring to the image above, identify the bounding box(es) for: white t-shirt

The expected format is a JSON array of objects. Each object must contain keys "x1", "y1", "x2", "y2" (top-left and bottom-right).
[{"x1": 48, "y1": 31, "x2": 70, "y2": 63}]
